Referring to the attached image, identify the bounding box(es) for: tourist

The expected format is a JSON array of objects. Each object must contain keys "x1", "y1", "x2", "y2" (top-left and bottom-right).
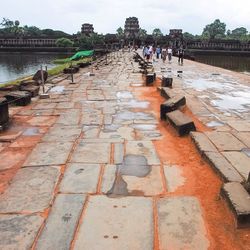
[
  {"x1": 144, "y1": 46, "x2": 150, "y2": 62},
  {"x1": 143, "y1": 45, "x2": 148, "y2": 58},
  {"x1": 178, "y1": 47, "x2": 184, "y2": 65},
  {"x1": 148, "y1": 45, "x2": 153, "y2": 59},
  {"x1": 156, "y1": 46, "x2": 161, "y2": 59},
  {"x1": 161, "y1": 46, "x2": 167, "y2": 63},
  {"x1": 167, "y1": 46, "x2": 173, "y2": 63}
]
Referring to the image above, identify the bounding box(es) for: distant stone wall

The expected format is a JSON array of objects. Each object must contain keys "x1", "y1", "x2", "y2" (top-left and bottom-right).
[
  {"x1": 186, "y1": 40, "x2": 250, "y2": 51},
  {"x1": 0, "y1": 38, "x2": 58, "y2": 47}
]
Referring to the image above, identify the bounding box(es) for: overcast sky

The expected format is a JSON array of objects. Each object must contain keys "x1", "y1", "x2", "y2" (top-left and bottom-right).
[{"x1": 1, "y1": 0, "x2": 250, "y2": 35}]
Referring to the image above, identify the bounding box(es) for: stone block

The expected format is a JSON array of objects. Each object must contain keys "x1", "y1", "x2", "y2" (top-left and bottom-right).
[
  {"x1": 166, "y1": 110, "x2": 196, "y2": 136},
  {"x1": 221, "y1": 182, "x2": 250, "y2": 228},
  {"x1": 20, "y1": 85, "x2": 40, "y2": 97},
  {"x1": 160, "y1": 95, "x2": 186, "y2": 120},
  {"x1": 0, "y1": 97, "x2": 9, "y2": 128},
  {"x1": 146, "y1": 74, "x2": 154, "y2": 85},
  {"x1": 203, "y1": 151, "x2": 244, "y2": 183},
  {"x1": 160, "y1": 87, "x2": 173, "y2": 99},
  {"x1": 161, "y1": 77, "x2": 173, "y2": 88},
  {"x1": 4, "y1": 91, "x2": 31, "y2": 106}
]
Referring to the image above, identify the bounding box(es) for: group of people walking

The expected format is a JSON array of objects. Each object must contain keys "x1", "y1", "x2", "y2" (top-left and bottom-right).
[{"x1": 143, "y1": 45, "x2": 184, "y2": 64}]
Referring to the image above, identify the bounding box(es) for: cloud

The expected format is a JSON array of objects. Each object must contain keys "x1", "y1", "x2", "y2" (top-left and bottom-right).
[{"x1": 1, "y1": 0, "x2": 250, "y2": 35}]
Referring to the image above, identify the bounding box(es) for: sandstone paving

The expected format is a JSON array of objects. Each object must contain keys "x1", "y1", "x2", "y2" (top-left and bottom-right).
[
  {"x1": 233, "y1": 132, "x2": 250, "y2": 148},
  {"x1": 205, "y1": 131, "x2": 246, "y2": 151},
  {"x1": 24, "y1": 142, "x2": 73, "y2": 166},
  {"x1": 36, "y1": 194, "x2": 86, "y2": 250},
  {"x1": 0, "y1": 166, "x2": 60, "y2": 213},
  {"x1": 126, "y1": 140, "x2": 160, "y2": 165},
  {"x1": 101, "y1": 165, "x2": 117, "y2": 194},
  {"x1": 70, "y1": 140, "x2": 111, "y2": 164},
  {"x1": 222, "y1": 151, "x2": 250, "y2": 180},
  {"x1": 42, "y1": 125, "x2": 81, "y2": 142},
  {"x1": 74, "y1": 195, "x2": 153, "y2": 250},
  {"x1": 60, "y1": 163, "x2": 101, "y2": 193},
  {"x1": 157, "y1": 196, "x2": 210, "y2": 250},
  {"x1": 0, "y1": 214, "x2": 44, "y2": 250},
  {"x1": 56, "y1": 109, "x2": 81, "y2": 126}
]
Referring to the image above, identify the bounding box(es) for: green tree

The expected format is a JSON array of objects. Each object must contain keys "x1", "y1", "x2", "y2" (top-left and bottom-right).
[
  {"x1": 77, "y1": 33, "x2": 104, "y2": 49},
  {"x1": 231, "y1": 27, "x2": 248, "y2": 40},
  {"x1": 116, "y1": 27, "x2": 124, "y2": 39},
  {"x1": 183, "y1": 32, "x2": 194, "y2": 40},
  {"x1": 55, "y1": 37, "x2": 74, "y2": 47},
  {"x1": 202, "y1": 19, "x2": 226, "y2": 39},
  {"x1": 152, "y1": 28, "x2": 163, "y2": 45},
  {"x1": 138, "y1": 28, "x2": 147, "y2": 44}
]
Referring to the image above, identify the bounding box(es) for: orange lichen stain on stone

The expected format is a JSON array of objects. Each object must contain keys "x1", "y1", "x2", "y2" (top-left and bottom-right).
[{"x1": 135, "y1": 85, "x2": 250, "y2": 250}]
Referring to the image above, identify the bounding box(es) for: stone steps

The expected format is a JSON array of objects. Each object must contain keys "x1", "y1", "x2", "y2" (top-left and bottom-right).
[{"x1": 166, "y1": 110, "x2": 196, "y2": 136}]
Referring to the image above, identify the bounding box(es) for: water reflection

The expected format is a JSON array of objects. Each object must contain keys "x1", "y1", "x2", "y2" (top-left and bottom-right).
[
  {"x1": 0, "y1": 52, "x2": 69, "y2": 84},
  {"x1": 195, "y1": 54, "x2": 250, "y2": 73}
]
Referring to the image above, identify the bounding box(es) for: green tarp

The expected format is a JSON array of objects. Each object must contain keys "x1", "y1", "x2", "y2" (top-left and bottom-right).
[{"x1": 70, "y1": 50, "x2": 94, "y2": 60}]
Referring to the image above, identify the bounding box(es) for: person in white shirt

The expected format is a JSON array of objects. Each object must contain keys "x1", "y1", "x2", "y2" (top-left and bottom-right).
[
  {"x1": 161, "y1": 46, "x2": 167, "y2": 63},
  {"x1": 167, "y1": 46, "x2": 172, "y2": 63}
]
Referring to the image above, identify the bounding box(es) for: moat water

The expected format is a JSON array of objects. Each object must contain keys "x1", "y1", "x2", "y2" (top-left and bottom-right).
[
  {"x1": 194, "y1": 54, "x2": 250, "y2": 74},
  {"x1": 0, "y1": 52, "x2": 69, "y2": 84}
]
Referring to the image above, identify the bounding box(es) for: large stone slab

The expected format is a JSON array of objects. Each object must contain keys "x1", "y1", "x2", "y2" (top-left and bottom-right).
[
  {"x1": 222, "y1": 151, "x2": 250, "y2": 180},
  {"x1": 24, "y1": 142, "x2": 73, "y2": 167},
  {"x1": 166, "y1": 110, "x2": 196, "y2": 136},
  {"x1": 114, "y1": 143, "x2": 124, "y2": 164},
  {"x1": 33, "y1": 102, "x2": 57, "y2": 110},
  {"x1": 0, "y1": 166, "x2": 60, "y2": 213},
  {"x1": 126, "y1": 141, "x2": 160, "y2": 165},
  {"x1": 74, "y1": 196, "x2": 153, "y2": 250},
  {"x1": 36, "y1": 194, "x2": 86, "y2": 250},
  {"x1": 191, "y1": 132, "x2": 218, "y2": 154},
  {"x1": 233, "y1": 132, "x2": 250, "y2": 148},
  {"x1": 205, "y1": 131, "x2": 245, "y2": 151},
  {"x1": 0, "y1": 214, "x2": 44, "y2": 250},
  {"x1": 42, "y1": 125, "x2": 81, "y2": 142},
  {"x1": 221, "y1": 182, "x2": 250, "y2": 228},
  {"x1": 56, "y1": 110, "x2": 80, "y2": 125},
  {"x1": 227, "y1": 121, "x2": 250, "y2": 132},
  {"x1": 60, "y1": 163, "x2": 101, "y2": 193},
  {"x1": 158, "y1": 196, "x2": 210, "y2": 250},
  {"x1": 71, "y1": 140, "x2": 111, "y2": 164},
  {"x1": 204, "y1": 151, "x2": 244, "y2": 183},
  {"x1": 163, "y1": 165, "x2": 185, "y2": 192}
]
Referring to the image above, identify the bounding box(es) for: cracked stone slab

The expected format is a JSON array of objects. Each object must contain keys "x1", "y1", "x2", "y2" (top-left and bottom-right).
[
  {"x1": 60, "y1": 163, "x2": 101, "y2": 193},
  {"x1": 0, "y1": 166, "x2": 60, "y2": 213},
  {"x1": 0, "y1": 214, "x2": 44, "y2": 250},
  {"x1": 233, "y1": 132, "x2": 250, "y2": 148},
  {"x1": 101, "y1": 165, "x2": 117, "y2": 194},
  {"x1": 82, "y1": 125, "x2": 100, "y2": 138},
  {"x1": 126, "y1": 141, "x2": 160, "y2": 165},
  {"x1": 158, "y1": 196, "x2": 210, "y2": 250},
  {"x1": 99, "y1": 126, "x2": 135, "y2": 140},
  {"x1": 227, "y1": 120, "x2": 250, "y2": 132},
  {"x1": 36, "y1": 194, "x2": 86, "y2": 250},
  {"x1": 222, "y1": 151, "x2": 250, "y2": 180},
  {"x1": 205, "y1": 131, "x2": 245, "y2": 151},
  {"x1": 71, "y1": 140, "x2": 111, "y2": 164},
  {"x1": 74, "y1": 195, "x2": 153, "y2": 250},
  {"x1": 56, "y1": 110, "x2": 80, "y2": 125},
  {"x1": 42, "y1": 125, "x2": 81, "y2": 142},
  {"x1": 24, "y1": 142, "x2": 73, "y2": 166}
]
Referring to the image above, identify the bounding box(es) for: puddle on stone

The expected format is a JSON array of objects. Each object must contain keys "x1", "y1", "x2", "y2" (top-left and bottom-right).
[
  {"x1": 211, "y1": 93, "x2": 250, "y2": 112},
  {"x1": 131, "y1": 124, "x2": 157, "y2": 131},
  {"x1": 130, "y1": 83, "x2": 143, "y2": 87},
  {"x1": 242, "y1": 148, "x2": 250, "y2": 157},
  {"x1": 114, "y1": 111, "x2": 154, "y2": 122},
  {"x1": 49, "y1": 86, "x2": 65, "y2": 93},
  {"x1": 118, "y1": 99, "x2": 149, "y2": 109},
  {"x1": 116, "y1": 91, "x2": 133, "y2": 99},
  {"x1": 23, "y1": 127, "x2": 40, "y2": 136},
  {"x1": 206, "y1": 121, "x2": 224, "y2": 127},
  {"x1": 118, "y1": 155, "x2": 151, "y2": 177}
]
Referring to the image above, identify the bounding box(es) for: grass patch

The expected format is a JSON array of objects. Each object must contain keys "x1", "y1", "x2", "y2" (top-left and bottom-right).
[{"x1": 0, "y1": 57, "x2": 92, "y2": 88}]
